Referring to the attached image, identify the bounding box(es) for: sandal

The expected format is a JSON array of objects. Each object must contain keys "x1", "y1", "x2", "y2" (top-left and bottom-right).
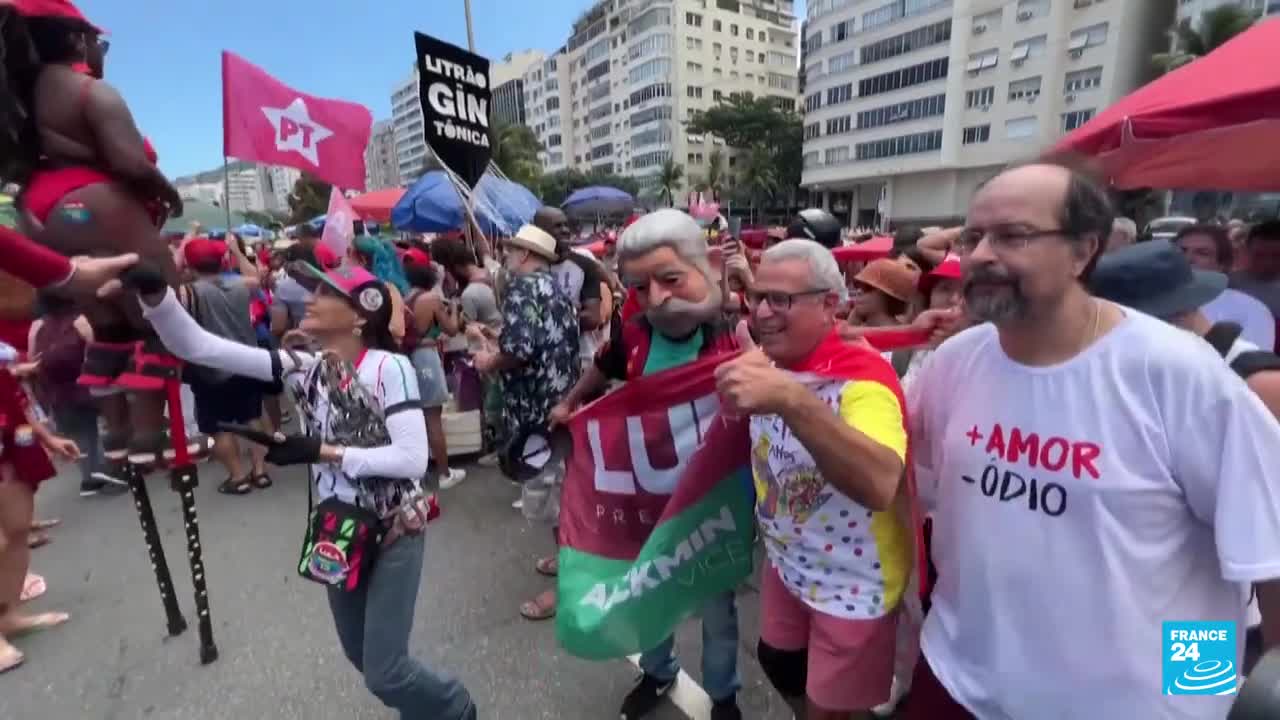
[
  {"x1": 27, "y1": 532, "x2": 50, "y2": 550},
  {"x1": 250, "y1": 473, "x2": 273, "y2": 489},
  {"x1": 0, "y1": 611, "x2": 70, "y2": 637},
  {"x1": 20, "y1": 574, "x2": 46, "y2": 604},
  {"x1": 519, "y1": 589, "x2": 557, "y2": 621},
  {"x1": 534, "y1": 555, "x2": 559, "y2": 577},
  {"x1": 216, "y1": 477, "x2": 253, "y2": 495}
]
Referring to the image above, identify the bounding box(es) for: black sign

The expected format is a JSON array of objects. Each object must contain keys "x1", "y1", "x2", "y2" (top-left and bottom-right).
[{"x1": 414, "y1": 31, "x2": 492, "y2": 189}]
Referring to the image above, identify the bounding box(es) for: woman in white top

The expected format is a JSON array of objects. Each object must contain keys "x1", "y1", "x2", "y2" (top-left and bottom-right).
[{"x1": 123, "y1": 261, "x2": 477, "y2": 720}]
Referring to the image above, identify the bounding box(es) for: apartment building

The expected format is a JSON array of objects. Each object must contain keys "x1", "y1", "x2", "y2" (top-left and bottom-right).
[
  {"x1": 224, "y1": 165, "x2": 300, "y2": 215},
  {"x1": 365, "y1": 120, "x2": 401, "y2": 191},
  {"x1": 493, "y1": 50, "x2": 547, "y2": 126},
  {"x1": 800, "y1": 0, "x2": 1173, "y2": 226},
  {"x1": 522, "y1": 0, "x2": 801, "y2": 199}
]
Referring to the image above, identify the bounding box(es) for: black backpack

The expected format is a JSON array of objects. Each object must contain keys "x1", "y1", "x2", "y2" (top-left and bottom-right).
[{"x1": 1203, "y1": 322, "x2": 1280, "y2": 379}]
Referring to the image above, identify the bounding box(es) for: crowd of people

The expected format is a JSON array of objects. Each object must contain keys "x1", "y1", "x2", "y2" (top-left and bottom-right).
[{"x1": 2, "y1": 3, "x2": 1280, "y2": 719}]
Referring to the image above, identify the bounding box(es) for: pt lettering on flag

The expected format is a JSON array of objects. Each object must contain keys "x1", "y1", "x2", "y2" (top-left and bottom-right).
[
  {"x1": 556, "y1": 355, "x2": 756, "y2": 660},
  {"x1": 413, "y1": 31, "x2": 492, "y2": 189},
  {"x1": 221, "y1": 51, "x2": 372, "y2": 190}
]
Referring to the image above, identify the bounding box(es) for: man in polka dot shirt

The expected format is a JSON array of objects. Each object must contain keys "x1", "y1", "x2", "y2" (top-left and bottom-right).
[{"x1": 716, "y1": 239, "x2": 911, "y2": 720}]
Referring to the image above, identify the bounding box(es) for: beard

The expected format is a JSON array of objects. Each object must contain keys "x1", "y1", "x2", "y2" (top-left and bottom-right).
[
  {"x1": 647, "y1": 286, "x2": 723, "y2": 338},
  {"x1": 963, "y1": 264, "x2": 1028, "y2": 324}
]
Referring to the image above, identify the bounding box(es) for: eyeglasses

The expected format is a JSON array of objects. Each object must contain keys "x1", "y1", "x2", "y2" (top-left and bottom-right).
[
  {"x1": 744, "y1": 288, "x2": 830, "y2": 311},
  {"x1": 954, "y1": 226, "x2": 1073, "y2": 255}
]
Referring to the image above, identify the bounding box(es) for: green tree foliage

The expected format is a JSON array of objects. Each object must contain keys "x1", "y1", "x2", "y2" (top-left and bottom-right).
[
  {"x1": 657, "y1": 157, "x2": 685, "y2": 207},
  {"x1": 735, "y1": 145, "x2": 779, "y2": 222},
  {"x1": 286, "y1": 173, "x2": 332, "y2": 224},
  {"x1": 536, "y1": 167, "x2": 642, "y2": 207},
  {"x1": 687, "y1": 93, "x2": 802, "y2": 206},
  {"x1": 1153, "y1": 5, "x2": 1256, "y2": 73},
  {"x1": 490, "y1": 120, "x2": 544, "y2": 189}
]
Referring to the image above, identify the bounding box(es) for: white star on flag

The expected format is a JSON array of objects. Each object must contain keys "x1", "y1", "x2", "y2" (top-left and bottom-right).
[{"x1": 261, "y1": 98, "x2": 334, "y2": 166}]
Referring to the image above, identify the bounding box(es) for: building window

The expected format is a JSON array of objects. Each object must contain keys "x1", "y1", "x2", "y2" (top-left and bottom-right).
[
  {"x1": 803, "y1": 151, "x2": 820, "y2": 168},
  {"x1": 630, "y1": 104, "x2": 673, "y2": 127},
  {"x1": 863, "y1": 0, "x2": 948, "y2": 32},
  {"x1": 590, "y1": 123, "x2": 610, "y2": 140},
  {"x1": 855, "y1": 129, "x2": 943, "y2": 160},
  {"x1": 804, "y1": 122, "x2": 821, "y2": 140},
  {"x1": 1006, "y1": 116, "x2": 1038, "y2": 139},
  {"x1": 547, "y1": 133, "x2": 563, "y2": 147},
  {"x1": 686, "y1": 36, "x2": 703, "y2": 50},
  {"x1": 1068, "y1": 23, "x2": 1109, "y2": 52},
  {"x1": 860, "y1": 19, "x2": 951, "y2": 66},
  {"x1": 972, "y1": 9, "x2": 1002, "y2": 34},
  {"x1": 805, "y1": 31, "x2": 823, "y2": 53},
  {"x1": 828, "y1": 49, "x2": 858, "y2": 74},
  {"x1": 687, "y1": 61, "x2": 703, "y2": 73},
  {"x1": 586, "y1": 60, "x2": 611, "y2": 83},
  {"x1": 825, "y1": 115, "x2": 852, "y2": 135},
  {"x1": 804, "y1": 92, "x2": 823, "y2": 112},
  {"x1": 591, "y1": 143, "x2": 613, "y2": 160},
  {"x1": 856, "y1": 93, "x2": 946, "y2": 130},
  {"x1": 830, "y1": 19, "x2": 854, "y2": 43},
  {"x1": 1011, "y1": 35, "x2": 1047, "y2": 63},
  {"x1": 1064, "y1": 66, "x2": 1103, "y2": 92},
  {"x1": 629, "y1": 33, "x2": 673, "y2": 60},
  {"x1": 546, "y1": 96, "x2": 561, "y2": 111},
  {"x1": 965, "y1": 49, "x2": 998, "y2": 73},
  {"x1": 627, "y1": 7, "x2": 672, "y2": 35},
  {"x1": 1062, "y1": 109, "x2": 1096, "y2": 131},
  {"x1": 713, "y1": 89, "x2": 724, "y2": 102},
  {"x1": 826, "y1": 83, "x2": 854, "y2": 105},
  {"x1": 824, "y1": 146, "x2": 850, "y2": 164},
  {"x1": 629, "y1": 82, "x2": 672, "y2": 106},
  {"x1": 858, "y1": 57, "x2": 949, "y2": 97},
  {"x1": 962, "y1": 124, "x2": 991, "y2": 144},
  {"x1": 632, "y1": 123, "x2": 673, "y2": 148},
  {"x1": 1007, "y1": 76, "x2": 1042, "y2": 101},
  {"x1": 731, "y1": 24, "x2": 739, "y2": 36},
  {"x1": 746, "y1": 28, "x2": 755, "y2": 39},
  {"x1": 1015, "y1": 0, "x2": 1049, "y2": 21},
  {"x1": 687, "y1": 85, "x2": 704, "y2": 99},
  {"x1": 686, "y1": 12, "x2": 703, "y2": 27},
  {"x1": 713, "y1": 19, "x2": 722, "y2": 32}
]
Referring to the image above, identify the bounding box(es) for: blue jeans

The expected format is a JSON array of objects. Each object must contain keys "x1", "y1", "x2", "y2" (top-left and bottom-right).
[
  {"x1": 638, "y1": 591, "x2": 741, "y2": 702},
  {"x1": 327, "y1": 533, "x2": 476, "y2": 720}
]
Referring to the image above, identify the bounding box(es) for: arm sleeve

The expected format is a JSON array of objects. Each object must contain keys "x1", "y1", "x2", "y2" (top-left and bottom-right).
[
  {"x1": 572, "y1": 253, "x2": 604, "y2": 302},
  {"x1": 140, "y1": 287, "x2": 304, "y2": 383},
  {"x1": 340, "y1": 354, "x2": 428, "y2": 479},
  {"x1": 498, "y1": 282, "x2": 536, "y2": 362},
  {"x1": 0, "y1": 227, "x2": 72, "y2": 288},
  {"x1": 1172, "y1": 377, "x2": 1280, "y2": 583},
  {"x1": 838, "y1": 380, "x2": 908, "y2": 463}
]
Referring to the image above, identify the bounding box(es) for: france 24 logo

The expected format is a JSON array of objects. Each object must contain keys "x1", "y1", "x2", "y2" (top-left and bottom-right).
[{"x1": 1162, "y1": 621, "x2": 1238, "y2": 695}]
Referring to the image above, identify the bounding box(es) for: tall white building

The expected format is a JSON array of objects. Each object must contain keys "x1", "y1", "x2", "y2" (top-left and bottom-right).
[
  {"x1": 493, "y1": 50, "x2": 547, "y2": 126},
  {"x1": 522, "y1": 0, "x2": 801, "y2": 200},
  {"x1": 800, "y1": 0, "x2": 1174, "y2": 227},
  {"x1": 365, "y1": 119, "x2": 401, "y2": 190},
  {"x1": 223, "y1": 165, "x2": 299, "y2": 215}
]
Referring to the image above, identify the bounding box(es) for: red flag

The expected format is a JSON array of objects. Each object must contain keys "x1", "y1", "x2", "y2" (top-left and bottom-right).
[{"x1": 221, "y1": 51, "x2": 372, "y2": 190}]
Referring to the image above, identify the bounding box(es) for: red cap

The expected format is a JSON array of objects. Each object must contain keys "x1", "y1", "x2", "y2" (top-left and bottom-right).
[
  {"x1": 183, "y1": 238, "x2": 227, "y2": 269},
  {"x1": 920, "y1": 254, "x2": 962, "y2": 294},
  {"x1": 13, "y1": 0, "x2": 103, "y2": 33},
  {"x1": 313, "y1": 244, "x2": 340, "y2": 269},
  {"x1": 402, "y1": 248, "x2": 431, "y2": 267}
]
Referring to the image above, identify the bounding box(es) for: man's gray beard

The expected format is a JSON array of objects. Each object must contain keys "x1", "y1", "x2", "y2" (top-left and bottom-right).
[
  {"x1": 964, "y1": 286, "x2": 1028, "y2": 325},
  {"x1": 647, "y1": 286, "x2": 723, "y2": 338}
]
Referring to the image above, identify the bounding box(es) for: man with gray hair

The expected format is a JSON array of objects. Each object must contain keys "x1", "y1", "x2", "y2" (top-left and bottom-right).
[
  {"x1": 1105, "y1": 216, "x2": 1137, "y2": 254},
  {"x1": 550, "y1": 208, "x2": 745, "y2": 720},
  {"x1": 716, "y1": 238, "x2": 912, "y2": 718}
]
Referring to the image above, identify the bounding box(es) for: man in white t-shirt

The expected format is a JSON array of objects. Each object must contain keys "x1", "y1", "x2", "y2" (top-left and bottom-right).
[
  {"x1": 1175, "y1": 224, "x2": 1275, "y2": 350},
  {"x1": 900, "y1": 163, "x2": 1280, "y2": 720}
]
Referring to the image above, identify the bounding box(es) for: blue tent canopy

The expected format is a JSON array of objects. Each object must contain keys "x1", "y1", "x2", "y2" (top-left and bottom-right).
[
  {"x1": 562, "y1": 185, "x2": 634, "y2": 217},
  {"x1": 391, "y1": 170, "x2": 540, "y2": 235}
]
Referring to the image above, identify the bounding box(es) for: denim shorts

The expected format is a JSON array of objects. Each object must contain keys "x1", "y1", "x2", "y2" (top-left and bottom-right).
[{"x1": 411, "y1": 346, "x2": 449, "y2": 409}]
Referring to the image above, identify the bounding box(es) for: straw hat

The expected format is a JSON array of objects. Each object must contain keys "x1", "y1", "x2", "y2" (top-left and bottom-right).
[{"x1": 504, "y1": 224, "x2": 558, "y2": 261}]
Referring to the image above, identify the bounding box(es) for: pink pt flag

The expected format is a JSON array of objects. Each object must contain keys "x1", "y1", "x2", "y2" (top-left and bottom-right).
[
  {"x1": 320, "y1": 187, "x2": 357, "y2": 258},
  {"x1": 222, "y1": 51, "x2": 372, "y2": 190}
]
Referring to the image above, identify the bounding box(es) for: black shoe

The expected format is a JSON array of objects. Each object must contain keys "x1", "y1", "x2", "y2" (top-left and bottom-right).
[
  {"x1": 710, "y1": 697, "x2": 742, "y2": 720},
  {"x1": 81, "y1": 478, "x2": 129, "y2": 497},
  {"x1": 620, "y1": 673, "x2": 675, "y2": 720}
]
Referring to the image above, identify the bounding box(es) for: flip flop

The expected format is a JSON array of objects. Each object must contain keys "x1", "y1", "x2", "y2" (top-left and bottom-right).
[
  {"x1": 519, "y1": 589, "x2": 557, "y2": 621},
  {"x1": 534, "y1": 556, "x2": 558, "y2": 577},
  {"x1": 2, "y1": 611, "x2": 70, "y2": 637},
  {"x1": 30, "y1": 519, "x2": 60, "y2": 531},
  {"x1": 0, "y1": 645, "x2": 23, "y2": 675},
  {"x1": 20, "y1": 574, "x2": 46, "y2": 604}
]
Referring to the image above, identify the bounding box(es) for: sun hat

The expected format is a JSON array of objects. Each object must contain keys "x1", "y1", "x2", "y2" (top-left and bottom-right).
[
  {"x1": 502, "y1": 224, "x2": 558, "y2": 262},
  {"x1": 1088, "y1": 240, "x2": 1226, "y2": 318},
  {"x1": 854, "y1": 258, "x2": 919, "y2": 302}
]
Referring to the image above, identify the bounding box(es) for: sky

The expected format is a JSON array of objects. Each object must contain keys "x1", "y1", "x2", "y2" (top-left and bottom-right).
[{"x1": 77, "y1": 0, "x2": 806, "y2": 180}]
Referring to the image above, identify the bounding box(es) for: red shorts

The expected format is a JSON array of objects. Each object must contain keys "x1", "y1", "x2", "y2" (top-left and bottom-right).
[{"x1": 760, "y1": 561, "x2": 898, "y2": 712}]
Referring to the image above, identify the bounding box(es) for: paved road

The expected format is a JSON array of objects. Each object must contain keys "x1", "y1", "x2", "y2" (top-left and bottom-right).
[{"x1": 3, "y1": 457, "x2": 795, "y2": 720}]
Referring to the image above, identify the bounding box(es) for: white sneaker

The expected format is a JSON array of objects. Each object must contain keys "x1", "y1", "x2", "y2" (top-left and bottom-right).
[
  {"x1": 871, "y1": 677, "x2": 908, "y2": 718},
  {"x1": 439, "y1": 468, "x2": 467, "y2": 490},
  {"x1": 512, "y1": 498, "x2": 524, "y2": 510}
]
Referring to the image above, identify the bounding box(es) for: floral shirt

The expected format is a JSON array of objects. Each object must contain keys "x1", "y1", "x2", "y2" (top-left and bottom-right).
[{"x1": 498, "y1": 270, "x2": 580, "y2": 434}]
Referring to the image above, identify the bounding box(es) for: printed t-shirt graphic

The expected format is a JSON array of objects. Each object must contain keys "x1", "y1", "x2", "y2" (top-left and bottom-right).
[
  {"x1": 906, "y1": 311, "x2": 1280, "y2": 720},
  {"x1": 750, "y1": 331, "x2": 911, "y2": 620}
]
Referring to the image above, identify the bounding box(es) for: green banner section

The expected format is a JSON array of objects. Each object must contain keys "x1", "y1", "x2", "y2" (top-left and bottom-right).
[{"x1": 555, "y1": 469, "x2": 756, "y2": 660}]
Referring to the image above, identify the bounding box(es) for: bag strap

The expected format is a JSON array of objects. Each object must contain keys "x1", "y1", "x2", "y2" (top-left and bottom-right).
[
  {"x1": 1231, "y1": 351, "x2": 1280, "y2": 380},
  {"x1": 1205, "y1": 322, "x2": 1243, "y2": 358}
]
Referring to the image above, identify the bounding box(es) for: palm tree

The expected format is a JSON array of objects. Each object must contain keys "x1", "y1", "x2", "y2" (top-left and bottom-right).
[
  {"x1": 704, "y1": 149, "x2": 727, "y2": 202},
  {"x1": 736, "y1": 145, "x2": 778, "y2": 224},
  {"x1": 490, "y1": 121, "x2": 543, "y2": 188},
  {"x1": 657, "y1": 156, "x2": 685, "y2": 207},
  {"x1": 1152, "y1": 5, "x2": 1257, "y2": 73}
]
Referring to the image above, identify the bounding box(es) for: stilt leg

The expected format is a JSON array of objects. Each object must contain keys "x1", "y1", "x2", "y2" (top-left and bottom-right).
[
  {"x1": 166, "y1": 379, "x2": 218, "y2": 665},
  {"x1": 125, "y1": 461, "x2": 187, "y2": 637}
]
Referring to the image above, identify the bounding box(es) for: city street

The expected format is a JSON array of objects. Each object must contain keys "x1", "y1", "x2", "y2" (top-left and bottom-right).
[{"x1": 2, "y1": 459, "x2": 794, "y2": 720}]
